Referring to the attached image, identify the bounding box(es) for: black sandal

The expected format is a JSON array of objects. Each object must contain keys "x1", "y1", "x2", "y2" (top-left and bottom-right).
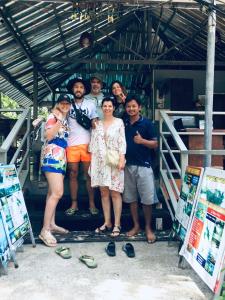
[
  {"x1": 111, "y1": 225, "x2": 121, "y2": 237},
  {"x1": 105, "y1": 241, "x2": 116, "y2": 257},
  {"x1": 95, "y1": 225, "x2": 112, "y2": 234}
]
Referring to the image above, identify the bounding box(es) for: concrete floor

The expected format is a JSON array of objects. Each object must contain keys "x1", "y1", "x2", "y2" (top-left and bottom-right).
[{"x1": 0, "y1": 241, "x2": 213, "y2": 300}]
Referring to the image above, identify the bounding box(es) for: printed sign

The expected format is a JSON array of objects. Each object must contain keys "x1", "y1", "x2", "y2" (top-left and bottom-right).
[
  {"x1": 180, "y1": 168, "x2": 225, "y2": 291},
  {"x1": 0, "y1": 165, "x2": 30, "y2": 248},
  {"x1": 0, "y1": 208, "x2": 10, "y2": 267},
  {"x1": 173, "y1": 166, "x2": 203, "y2": 241}
]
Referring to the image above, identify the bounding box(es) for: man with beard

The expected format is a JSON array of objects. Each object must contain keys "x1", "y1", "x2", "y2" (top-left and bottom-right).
[
  {"x1": 85, "y1": 74, "x2": 105, "y2": 120},
  {"x1": 65, "y1": 78, "x2": 99, "y2": 216}
]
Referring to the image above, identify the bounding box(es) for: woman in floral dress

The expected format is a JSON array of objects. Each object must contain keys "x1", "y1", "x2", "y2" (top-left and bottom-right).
[
  {"x1": 89, "y1": 97, "x2": 126, "y2": 237},
  {"x1": 39, "y1": 94, "x2": 71, "y2": 247}
]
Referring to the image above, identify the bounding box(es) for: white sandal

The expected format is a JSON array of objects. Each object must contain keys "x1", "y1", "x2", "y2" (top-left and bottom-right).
[{"x1": 39, "y1": 229, "x2": 57, "y2": 247}]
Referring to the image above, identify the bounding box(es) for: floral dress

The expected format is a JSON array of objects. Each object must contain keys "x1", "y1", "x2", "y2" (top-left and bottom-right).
[
  {"x1": 41, "y1": 113, "x2": 69, "y2": 175},
  {"x1": 89, "y1": 118, "x2": 126, "y2": 193}
]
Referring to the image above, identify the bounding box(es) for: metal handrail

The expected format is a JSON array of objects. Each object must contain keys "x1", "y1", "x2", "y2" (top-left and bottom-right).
[
  {"x1": 0, "y1": 108, "x2": 31, "y2": 186},
  {"x1": 159, "y1": 110, "x2": 225, "y2": 220}
]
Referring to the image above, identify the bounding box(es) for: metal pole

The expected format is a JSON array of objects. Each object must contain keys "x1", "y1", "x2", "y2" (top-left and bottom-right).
[
  {"x1": 204, "y1": 0, "x2": 216, "y2": 167},
  {"x1": 33, "y1": 67, "x2": 38, "y2": 120},
  {"x1": 52, "y1": 91, "x2": 56, "y2": 108}
]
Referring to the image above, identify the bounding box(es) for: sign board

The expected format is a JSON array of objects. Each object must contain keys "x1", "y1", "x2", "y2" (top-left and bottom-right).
[
  {"x1": 180, "y1": 168, "x2": 225, "y2": 291},
  {"x1": 0, "y1": 208, "x2": 10, "y2": 268},
  {"x1": 0, "y1": 164, "x2": 34, "y2": 269},
  {"x1": 0, "y1": 165, "x2": 30, "y2": 248},
  {"x1": 173, "y1": 166, "x2": 203, "y2": 241}
]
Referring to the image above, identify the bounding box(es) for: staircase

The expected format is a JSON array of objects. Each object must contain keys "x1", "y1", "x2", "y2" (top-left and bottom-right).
[{"x1": 24, "y1": 175, "x2": 172, "y2": 239}]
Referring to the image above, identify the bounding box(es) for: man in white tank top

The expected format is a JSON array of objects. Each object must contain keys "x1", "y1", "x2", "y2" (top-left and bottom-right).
[{"x1": 65, "y1": 78, "x2": 99, "y2": 216}]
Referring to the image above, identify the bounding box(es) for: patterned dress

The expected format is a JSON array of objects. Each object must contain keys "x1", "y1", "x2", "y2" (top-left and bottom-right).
[
  {"x1": 41, "y1": 113, "x2": 69, "y2": 175},
  {"x1": 89, "y1": 118, "x2": 126, "y2": 193}
]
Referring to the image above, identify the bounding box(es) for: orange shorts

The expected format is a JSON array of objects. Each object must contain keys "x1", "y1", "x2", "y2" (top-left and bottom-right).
[{"x1": 66, "y1": 144, "x2": 91, "y2": 163}]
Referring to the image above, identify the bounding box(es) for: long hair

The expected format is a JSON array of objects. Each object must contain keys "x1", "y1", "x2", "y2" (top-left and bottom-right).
[{"x1": 109, "y1": 80, "x2": 127, "y2": 97}]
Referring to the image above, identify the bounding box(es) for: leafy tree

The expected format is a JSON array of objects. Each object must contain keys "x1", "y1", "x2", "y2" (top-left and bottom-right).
[{"x1": 0, "y1": 93, "x2": 19, "y2": 119}]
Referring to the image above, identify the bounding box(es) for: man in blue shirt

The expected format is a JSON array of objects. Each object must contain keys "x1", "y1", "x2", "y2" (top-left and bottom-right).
[{"x1": 123, "y1": 95, "x2": 158, "y2": 243}]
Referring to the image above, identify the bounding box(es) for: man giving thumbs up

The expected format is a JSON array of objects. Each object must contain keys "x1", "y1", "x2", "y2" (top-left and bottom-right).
[{"x1": 123, "y1": 95, "x2": 158, "y2": 244}]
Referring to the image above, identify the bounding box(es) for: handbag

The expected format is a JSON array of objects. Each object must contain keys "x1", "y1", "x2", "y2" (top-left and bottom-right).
[
  {"x1": 72, "y1": 102, "x2": 92, "y2": 130},
  {"x1": 105, "y1": 149, "x2": 120, "y2": 167},
  {"x1": 31, "y1": 122, "x2": 45, "y2": 153}
]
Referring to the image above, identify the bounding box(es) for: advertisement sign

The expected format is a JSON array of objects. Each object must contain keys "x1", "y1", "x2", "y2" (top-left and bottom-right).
[
  {"x1": 173, "y1": 166, "x2": 203, "y2": 241},
  {"x1": 0, "y1": 165, "x2": 30, "y2": 248},
  {"x1": 180, "y1": 168, "x2": 225, "y2": 291},
  {"x1": 0, "y1": 208, "x2": 10, "y2": 268}
]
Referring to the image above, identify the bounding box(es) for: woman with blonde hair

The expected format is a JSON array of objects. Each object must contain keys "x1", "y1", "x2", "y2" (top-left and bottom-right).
[{"x1": 39, "y1": 94, "x2": 71, "y2": 247}]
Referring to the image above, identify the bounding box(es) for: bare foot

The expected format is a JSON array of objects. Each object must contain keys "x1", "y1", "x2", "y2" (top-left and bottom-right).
[
  {"x1": 145, "y1": 228, "x2": 156, "y2": 244},
  {"x1": 50, "y1": 225, "x2": 69, "y2": 234},
  {"x1": 126, "y1": 226, "x2": 141, "y2": 237}
]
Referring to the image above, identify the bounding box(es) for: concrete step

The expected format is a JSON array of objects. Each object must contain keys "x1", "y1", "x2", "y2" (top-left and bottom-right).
[
  {"x1": 28, "y1": 207, "x2": 172, "y2": 235},
  {"x1": 25, "y1": 229, "x2": 173, "y2": 244}
]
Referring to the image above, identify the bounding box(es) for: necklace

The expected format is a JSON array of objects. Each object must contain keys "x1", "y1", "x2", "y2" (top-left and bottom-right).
[{"x1": 75, "y1": 99, "x2": 83, "y2": 109}]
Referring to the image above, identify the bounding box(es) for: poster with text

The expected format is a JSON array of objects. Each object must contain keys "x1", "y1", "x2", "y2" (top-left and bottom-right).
[
  {"x1": 0, "y1": 208, "x2": 11, "y2": 268},
  {"x1": 0, "y1": 165, "x2": 30, "y2": 248},
  {"x1": 173, "y1": 166, "x2": 203, "y2": 241},
  {"x1": 180, "y1": 168, "x2": 225, "y2": 291}
]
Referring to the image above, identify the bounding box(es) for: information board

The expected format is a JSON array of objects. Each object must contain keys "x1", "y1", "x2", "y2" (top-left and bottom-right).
[
  {"x1": 173, "y1": 166, "x2": 203, "y2": 241},
  {"x1": 180, "y1": 168, "x2": 225, "y2": 291},
  {"x1": 0, "y1": 208, "x2": 10, "y2": 268},
  {"x1": 0, "y1": 165, "x2": 31, "y2": 254}
]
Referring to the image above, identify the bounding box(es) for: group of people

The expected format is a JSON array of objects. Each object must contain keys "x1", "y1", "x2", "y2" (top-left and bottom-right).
[{"x1": 38, "y1": 74, "x2": 158, "y2": 248}]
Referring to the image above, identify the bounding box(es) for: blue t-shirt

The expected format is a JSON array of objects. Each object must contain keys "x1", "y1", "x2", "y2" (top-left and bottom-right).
[{"x1": 125, "y1": 116, "x2": 157, "y2": 168}]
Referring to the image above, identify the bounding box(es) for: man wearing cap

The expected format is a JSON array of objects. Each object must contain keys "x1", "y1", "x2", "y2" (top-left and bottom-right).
[
  {"x1": 65, "y1": 78, "x2": 99, "y2": 216},
  {"x1": 85, "y1": 74, "x2": 105, "y2": 120}
]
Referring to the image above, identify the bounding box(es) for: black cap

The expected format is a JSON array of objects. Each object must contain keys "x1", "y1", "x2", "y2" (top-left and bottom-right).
[
  {"x1": 56, "y1": 94, "x2": 71, "y2": 104},
  {"x1": 66, "y1": 77, "x2": 90, "y2": 95}
]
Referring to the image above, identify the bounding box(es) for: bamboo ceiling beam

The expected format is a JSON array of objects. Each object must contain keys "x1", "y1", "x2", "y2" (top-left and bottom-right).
[
  {"x1": 95, "y1": 28, "x2": 145, "y2": 60},
  {"x1": 16, "y1": 0, "x2": 216, "y2": 6},
  {"x1": 0, "y1": 6, "x2": 54, "y2": 94},
  {"x1": 52, "y1": 4, "x2": 69, "y2": 58},
  {"x1": 0, "y1": 63, "x2": 32, "y2": 100},
  {"x1": 33, "y1": 57, "x2": 225, "y2": 67}
]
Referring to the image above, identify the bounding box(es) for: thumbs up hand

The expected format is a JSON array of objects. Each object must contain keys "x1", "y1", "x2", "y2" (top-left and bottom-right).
[{"x1": 133, "y1": 130, "x2": 143, "y2": 144}]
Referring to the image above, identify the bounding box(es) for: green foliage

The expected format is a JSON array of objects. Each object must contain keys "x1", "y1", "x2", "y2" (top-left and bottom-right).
[
  {"x1": 37, "y1": 107, "x2": 49, "y2": 121},
  {"x1": 0, "y1": 93, "x2": 19, "y2": 119}
]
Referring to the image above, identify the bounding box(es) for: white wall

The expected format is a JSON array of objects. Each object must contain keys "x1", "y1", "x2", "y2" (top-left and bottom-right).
[{"x1": 154, "y1": 69, "x2": 225, "y2": 101}]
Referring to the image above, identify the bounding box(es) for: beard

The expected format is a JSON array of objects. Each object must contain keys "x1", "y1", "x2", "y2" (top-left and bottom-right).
[{"x1": 74, "y1": 92, "x2": 84, "y2": 99}]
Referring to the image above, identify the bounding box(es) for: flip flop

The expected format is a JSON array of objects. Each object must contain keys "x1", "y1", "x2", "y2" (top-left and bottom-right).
[
  {"x1": 55, "y1": 246, "x2": 72, "y2": 259},
  {"x1": 122, "y1": 243, "x2": 135, "y2": 258},
  {"x1": 79, "y1": 255, "x2": 97, "y2": 268},
  {"x1": 89, "y1": 207, "x2": 99, "y2": 215},
  {"x1": 65, "y1": 208, "x2": 79, "y2": 216},
  {"x1": 105, "y1": 241, "x2": 116, "y2": 257}
]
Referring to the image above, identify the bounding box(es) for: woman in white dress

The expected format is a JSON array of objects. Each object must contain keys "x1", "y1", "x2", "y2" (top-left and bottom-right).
[{"x1": 89, "y1": 97, "x2": 126, "y2": 237}]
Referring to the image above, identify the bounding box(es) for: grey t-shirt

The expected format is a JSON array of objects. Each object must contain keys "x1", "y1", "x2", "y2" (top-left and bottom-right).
[{"x1": 85, "y1": 92, "x2": 104, "y2": 120}]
